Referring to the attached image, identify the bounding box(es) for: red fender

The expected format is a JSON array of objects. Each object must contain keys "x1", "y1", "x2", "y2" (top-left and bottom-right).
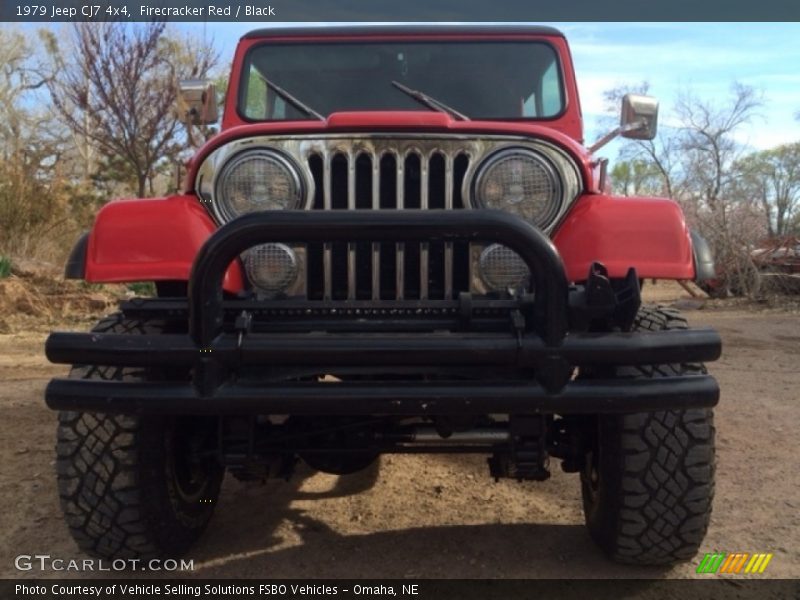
[
  {"x1": 85, "y1": 195, "x2": 245, "y2": 293},
  {"x1": 85, "y1": 193, "x2": 692, "y2": 293},
  {"x1": 553, "y1": 194, "x2": 695, "y2": 282}
]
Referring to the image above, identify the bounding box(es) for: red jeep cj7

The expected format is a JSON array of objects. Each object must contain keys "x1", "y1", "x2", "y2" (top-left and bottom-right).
[{"x1": 45, "y1": 25, "x2": 721, "y2": 566}]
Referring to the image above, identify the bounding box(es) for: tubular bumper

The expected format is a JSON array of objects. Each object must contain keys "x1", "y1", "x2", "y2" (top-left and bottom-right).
[{"x1": 45, "y1": 210, "x2": 721, "y2": 416}]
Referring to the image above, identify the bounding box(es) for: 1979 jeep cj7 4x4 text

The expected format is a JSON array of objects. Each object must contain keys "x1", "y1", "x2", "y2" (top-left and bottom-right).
[{"x1": 45, "y1": 25, "x2": 721, "y2": 565}]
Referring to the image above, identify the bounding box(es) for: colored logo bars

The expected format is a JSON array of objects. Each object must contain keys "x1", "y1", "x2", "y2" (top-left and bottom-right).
[{"x1": 697, "y1": 552, "x2": 774, "y2": 574}]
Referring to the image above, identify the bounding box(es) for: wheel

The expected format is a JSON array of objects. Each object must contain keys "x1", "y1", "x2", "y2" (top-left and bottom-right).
[
  {"x1": 580, "y1": 306, "x2": 716, "y2": 565},
  {"x1": 55, "y1": 314, "x2": 224, "y2": 560}
]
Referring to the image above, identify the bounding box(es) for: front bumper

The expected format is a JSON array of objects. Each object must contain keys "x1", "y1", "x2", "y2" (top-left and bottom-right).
[{"x1": 45, "y1": 210, "x2": 721, "y2": 416}]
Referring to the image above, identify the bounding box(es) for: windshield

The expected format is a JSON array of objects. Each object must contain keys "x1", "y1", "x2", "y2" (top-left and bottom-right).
[{"x1": 239, "y1": 41, "x2": 565, "y2": 121}]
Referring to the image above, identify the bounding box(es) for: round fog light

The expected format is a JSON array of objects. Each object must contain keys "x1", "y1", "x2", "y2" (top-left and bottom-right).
[
  {"x1": 244, "y1": 243, "x2": 299, "y2": 296},
  {"x1": 479, "y1": 244, "x2": 529, "y2": 291}
]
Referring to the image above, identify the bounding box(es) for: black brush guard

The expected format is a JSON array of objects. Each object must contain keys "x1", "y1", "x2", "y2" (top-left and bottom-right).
[{"x1": 45, "y1": 210, "x2": 721, "y2": 415}]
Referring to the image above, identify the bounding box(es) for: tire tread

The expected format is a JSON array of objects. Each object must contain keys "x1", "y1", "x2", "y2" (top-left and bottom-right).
[
  {"x1": 584, "y1": 305, "x2": 716, "y2": 565},
  {"x1": 56, "y1": 313, "x2": 220, "y2": 560}
]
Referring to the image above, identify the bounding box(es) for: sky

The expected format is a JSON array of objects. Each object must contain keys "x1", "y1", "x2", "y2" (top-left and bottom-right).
[
  {"x1": 20, "y1": 21, "x2": 799, "y2": 161},
  {"x1": 556, "y1": 23, "x2": 800, "y2": 153},
  {"x1": 180, "y1": 21, "x2": 800, "y2": 161}
]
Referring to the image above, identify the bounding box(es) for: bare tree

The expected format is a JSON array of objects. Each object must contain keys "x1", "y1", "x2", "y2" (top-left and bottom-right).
[
  {"x1": 0, "y1": 27, "x2": 75, "y2": 259},
  {"x1": 675, "y1": 84, "x2": 764, "y2": 296},
  {"x1": 44, "y1": 22, "x2": 217, "y2": 197},
  {"x1": 606, "y1": 82, "x2": 766, "y2": 297},
  {"x1": 674, "y1": 83, "x2": 762, "y2": 210}
]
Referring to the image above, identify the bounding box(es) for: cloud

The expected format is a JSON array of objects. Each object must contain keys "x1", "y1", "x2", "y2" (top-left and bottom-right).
[{"x1": 200, "y1": 22, "x2": 800, "y2": 152}]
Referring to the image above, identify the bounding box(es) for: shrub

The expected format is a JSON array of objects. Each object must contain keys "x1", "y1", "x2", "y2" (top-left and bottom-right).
[{"x1": 0, "y1": 256, "x2": 11, "y2": 278}]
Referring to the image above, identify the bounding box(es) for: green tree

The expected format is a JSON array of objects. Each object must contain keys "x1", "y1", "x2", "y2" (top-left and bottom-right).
[
  {"x1": 736, "y1": 143, "x2": 800, "y2": 237},
  {"x1": 610, "y1": 159, "x2": 665, "y2": 197}
]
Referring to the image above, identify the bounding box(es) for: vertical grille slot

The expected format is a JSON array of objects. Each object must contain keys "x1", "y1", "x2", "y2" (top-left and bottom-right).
[
  {"x1": 331, "y1": 152, "x2": 350, "y2": 300},
  {"x1": 453, "y1": 153, "x2": 470, "y2": 210},
  {"x1": 428, "y1": 152, "x2": 446, "y2": 210},
  {"x1": 371, "y1": 152, "x2": 381, "y2": 300},
  {"x1": 354, "y1": 153, "x2": 373, "y2": 209},
  {"x1": 427, "y1": 152, "x2": 445, "y2": 300},
  {"x1": 330, "y1": 153, "x2": 349, "y2": 210},
  {"x1": 379, "y1": 153, "x2": 397, "y2": 209},
  {"x1": 346, "y1": 151, "x2": 356, "y2": 300},
  {"x1": 404, "y1": 152, "x2": 422, "y2": 299},
  {"x1": 303, "y1": 139, "x2": 473, "y2": 303},
  {"x1": 452, "y1": 152, "x2": 471, "y2": 297},
  {"x1": 322, "y1": 152, "x2": 333, "y2": 299},
  {"x1": 309, "y1": 153, "x2": 325, "y2": 210},
  {"x1": 307, "y1": 153, "x2": 325, "y2": 300},
  {"x1": 419, "y1": 152, "x2": 432, "y2": 299},
  {"x1": 379, "y1": 153, "x2": 397, "y2": 300},
  {"x1": 395, "y1": 152, "x2": 405, "y2": 300},
  {"x1": 355, "y1": 153, "x2": 373, "y2": 300}
]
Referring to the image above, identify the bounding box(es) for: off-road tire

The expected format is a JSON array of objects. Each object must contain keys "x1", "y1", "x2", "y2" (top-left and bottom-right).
[
  {"x1": 581, "y1": 306, "x2": 716, "y2": 565},
  {"x1": 56, "y1": 313, "x2": 224, "y2": 560}
]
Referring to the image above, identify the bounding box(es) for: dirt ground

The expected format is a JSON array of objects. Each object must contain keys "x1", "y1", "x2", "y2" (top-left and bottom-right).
[{"x1": 0, "y1": 281, "x2": 798, "y2": 580}]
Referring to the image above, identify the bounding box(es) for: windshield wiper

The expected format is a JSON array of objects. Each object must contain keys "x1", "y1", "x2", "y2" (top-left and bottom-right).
[
  {"x1": 391, "y1": 81, "x2": 470, "y2": 121},
  {"x1": 256, "y1": 73, "x2": 325, "y2": 121}
]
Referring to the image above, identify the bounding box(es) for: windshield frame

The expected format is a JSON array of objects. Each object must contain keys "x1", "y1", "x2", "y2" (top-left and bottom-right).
[{"x1": 236, "y1": 38, "x2": 569, "y2": 124}]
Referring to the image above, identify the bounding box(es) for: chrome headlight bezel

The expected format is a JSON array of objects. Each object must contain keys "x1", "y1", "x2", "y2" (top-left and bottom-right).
[
  {"x1": 467, "y1": 142, "x2": 581, "y2": 233},
  {"x1": 472, "y1": 147, "x2": 563, "y2": 229},
  {"x1": 196, "y1": 145, "x2": 310, "y2": 224},
  {"x1": 212, "y1": 148, "x2": 305, "y2": 222}
]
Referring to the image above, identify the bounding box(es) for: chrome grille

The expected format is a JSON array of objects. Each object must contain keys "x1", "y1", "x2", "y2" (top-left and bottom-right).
[
  {"x1": 304, "y1": 144, "x2": 472, "y2": 301},
  {"x1": 195, "y1": 134, "x2": 583, "y2": 302}
]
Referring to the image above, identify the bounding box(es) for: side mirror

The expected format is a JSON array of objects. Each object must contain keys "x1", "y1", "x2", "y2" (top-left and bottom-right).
[
  {"x1": 177, "y1": 79, "x2": 218, "y2": 126},
  {"x1": 620, "y1": 94, "x2": 659, "y2": 140}
]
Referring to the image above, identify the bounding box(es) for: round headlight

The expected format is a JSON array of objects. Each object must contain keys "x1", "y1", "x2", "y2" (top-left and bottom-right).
[
  {"x1": 473, "y1": 148, "x2": 562, "y2": 229},
  {"x1": 215, "y1": 150, "x2": 304, "y2": 221},
  {"x1": 244, "y1": 243, "x2": 299, "y2": 296},
  {"x1": 479, "y1": 244, "x2": 530, "y2": 292}
]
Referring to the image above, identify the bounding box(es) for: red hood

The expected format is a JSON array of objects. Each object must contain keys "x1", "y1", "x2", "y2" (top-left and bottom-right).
[{"x1": 184, "y1": 111, "x2": 593, "y2": 193}]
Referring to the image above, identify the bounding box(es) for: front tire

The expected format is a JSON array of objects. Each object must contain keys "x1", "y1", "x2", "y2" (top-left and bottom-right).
[
  {"x1": 581, "y1": 306, "x2": 716, "y2": 565},
  {"x1": 56, "y1": 314, "x2": 224, "y2": 560}
]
